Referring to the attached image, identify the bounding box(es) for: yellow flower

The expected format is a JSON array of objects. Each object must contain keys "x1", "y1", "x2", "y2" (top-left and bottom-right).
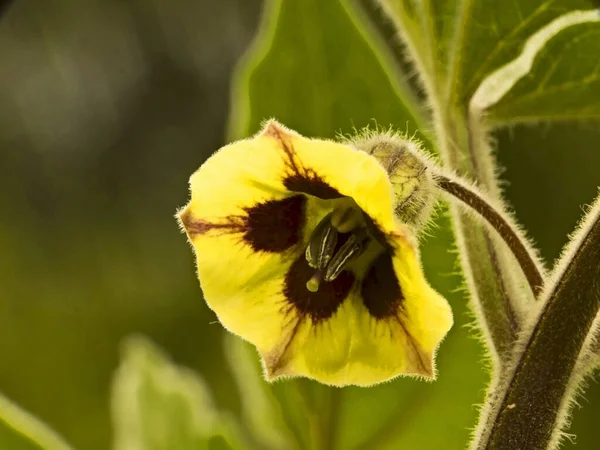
[{"x1": 177, "y1": 120, "x2": 452, "y2": 387}]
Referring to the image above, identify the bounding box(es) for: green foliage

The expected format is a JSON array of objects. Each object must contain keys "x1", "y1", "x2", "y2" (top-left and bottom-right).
[
  {"x1": 375, "y1": 1, "x2": 600, "y2": 449},
  {"x1": 2, "y1": 0, "x2": 600, "y2": 449},
  {"x1": 0, "y1": 391, "x2": 73, "y2": 450},
  {"x1": 111, "y1": 336, "x2": 245, "y2": 450},
  {"x1": 488, "y1": 19, "x2": 600, "y2": 123},
  {"x1": 225, "y1": 0, "x2": 600, "y2": 448},
  {"x1": 380, "y1": 0, "x2": 598, "y2": 107},
  {"x1": 228, "y1": 0, "x2": 428, "y2": 143}
]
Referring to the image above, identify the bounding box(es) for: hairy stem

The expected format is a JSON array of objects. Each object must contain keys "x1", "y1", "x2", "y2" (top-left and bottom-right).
[
  {"x1": 377, "y1": 0, "x2": 543, "y2": 363},
  {"x1": 473, "y1": 193, "x2": 600, "y2": 450},
  {"x1": 433, "y1": 173, "x2": 544, "y2": 297},
  {"x1": 433, "y1": 111, "x2": 538, "y2": 360},
  {"x1": 375, "y1": 2, "x2": 534, "y2": 358},
  {"x1": 452, "y1": 208, "x2": 519, "y2": 356}
]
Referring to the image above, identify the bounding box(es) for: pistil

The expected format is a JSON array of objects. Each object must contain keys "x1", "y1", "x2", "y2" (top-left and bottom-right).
[{"x1": 306, "y1": 271, "x2": 323, "y2": 293}]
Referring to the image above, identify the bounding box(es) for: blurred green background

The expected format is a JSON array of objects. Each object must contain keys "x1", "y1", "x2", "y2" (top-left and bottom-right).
[{"x1": 1, "y1": 1, "x2": 599, "y2": 449}]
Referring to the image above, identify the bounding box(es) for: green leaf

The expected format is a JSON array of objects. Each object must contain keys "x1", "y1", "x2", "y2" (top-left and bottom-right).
[
  {"x1": 0, "y1": 391, "x2": 73, "y2": 450},
  {"x1": 448, "y1": 1, "x2": 598, "y2": 104},
  {"x1": 379, "y1": 0, "x2": 599, "y2": 112},
  {"x1": 111, "y1": 336, "x2": 246, "y2": 450},
  {"x1": 228, "y1": 0, "x2": 429, "y2": 144},
  {"x1": 485, "y1": 16, "x2": 600, "y2": 124},
  {"x1": 375, "y1": 0, "x2": 463, "y2": 97}
]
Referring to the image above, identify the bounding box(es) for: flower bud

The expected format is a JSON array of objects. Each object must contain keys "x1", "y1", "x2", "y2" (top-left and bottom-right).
[{"x1": 350, "y1": 133, "x2": 436, "y2": 228}]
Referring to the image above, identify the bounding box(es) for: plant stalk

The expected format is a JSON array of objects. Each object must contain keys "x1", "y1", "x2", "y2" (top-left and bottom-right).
[
  {"x1": 473, "y1": 193, "x2": 600, "y2": 450},
  {"x1": 433, "y1": 173, "x2": 544, "y2": 297},
  {"x1": 433, "y1": 110, "x2": 538, "y2": 360}
]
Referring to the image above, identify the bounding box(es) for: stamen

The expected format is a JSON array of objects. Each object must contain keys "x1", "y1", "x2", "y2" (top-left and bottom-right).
[
  {"x1": 331, "y1": 207, "x2": 363, "y2": 233},
  {"x1": 305, "y1": 211, "x2": 371, "y2": 290},
  {"x1": 305, "y1": 213, "x2": 338, "y2": 269},
  {"x1": 306, "y1": 271, "x2": 323, "y2": 292},
  {"x1": 325, "y1": 230, "x2": 369, "y2": 282}
]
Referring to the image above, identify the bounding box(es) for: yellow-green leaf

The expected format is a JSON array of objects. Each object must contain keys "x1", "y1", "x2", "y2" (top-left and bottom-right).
[
  {"x1": 111, "y1": 336, "x2": 246, "y2": 450},
  {"x1": 0, "y1": 391, "x2": 73, "y2": 450}
]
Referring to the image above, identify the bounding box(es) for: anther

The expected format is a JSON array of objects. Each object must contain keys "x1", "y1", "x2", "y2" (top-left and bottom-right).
[
  {"x1": 305, "y1": 214, "x2": 370, "y2": 292},
  {"x1": 325, "y1": 229, "x2": 369, "y2": 282},
  {"x1": 305, "y1": 213, "x2": 338, "y2": 269}
]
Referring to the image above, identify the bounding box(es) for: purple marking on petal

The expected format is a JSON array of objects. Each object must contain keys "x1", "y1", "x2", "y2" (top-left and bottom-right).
[
  {"x1": 361, "y1": 252, "x2": 404, "y2": 319},
  {"x1": 284, "y1": 254, "x2": 355, "y2": 323},
  {"x1": 266, "y1": 124, "x2": 344, "y2": 200},
  {"x1": 284, "y1": 174, "x2": 342, "y2": 200},
  {"x1": 243, "y1": 195, "x2": 306, "y2": 252},
  {"x1": 180, "y1": 195, "x2": 307, "y2": 253}
]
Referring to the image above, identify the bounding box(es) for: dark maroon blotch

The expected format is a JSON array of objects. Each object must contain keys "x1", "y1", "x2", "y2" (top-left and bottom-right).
[
  {"x1": 283, "y1": 255, "x2": 355, "y2": 323},
  {"x1": 361, "y1": 252, "x2": 404, "y2": 319},
  {"x1": 283, "y1": 174, "x2": 342, "y2": 200},
  {"x1": 271, "y1": 126, "x2": 343, "y2": 200},
  {"x1": 243, "y1": 195, "x2": 306, "y2": 252},
  {"x1": 363, "y1": 214, "x2": 393, "y2": 252}
]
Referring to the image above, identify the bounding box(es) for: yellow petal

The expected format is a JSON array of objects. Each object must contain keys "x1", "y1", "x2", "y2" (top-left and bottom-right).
[
  {"x1": 260, "y1": 121, "x2": 398, "y2": 233},
  {"x1": 264, "y1": 230, "x2": 453, "y2": 387},
  {"x1": 182, "y1": 120, "x2": 395, "y2": 223},
  {"x1": 387, "y1": 231, "x2": 454, "y2": 358},
  {"x1": 176, "y1": 122, "x2": 376, "y2": 354},
  {"x1": 177, "y1": 121, "x2": 394, "y2": 340},
  {"x1": 177, "y1": 120, "x2": 452, "y2": 387}
]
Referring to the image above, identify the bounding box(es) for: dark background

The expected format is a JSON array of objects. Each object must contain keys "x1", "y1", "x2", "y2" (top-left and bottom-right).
[{"x1": 1, "y1": 1, "x2": 599, "y2": 449}]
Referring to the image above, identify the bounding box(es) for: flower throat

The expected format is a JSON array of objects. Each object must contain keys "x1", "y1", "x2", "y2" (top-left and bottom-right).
[{"x1": 304, "y1": 208, "x2": 369, "y2": 292}]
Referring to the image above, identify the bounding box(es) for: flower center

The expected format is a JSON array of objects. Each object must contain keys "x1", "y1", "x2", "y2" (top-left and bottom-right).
[{"x1": 304, "y1": 206, "x2": 370, "y2": 292}]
